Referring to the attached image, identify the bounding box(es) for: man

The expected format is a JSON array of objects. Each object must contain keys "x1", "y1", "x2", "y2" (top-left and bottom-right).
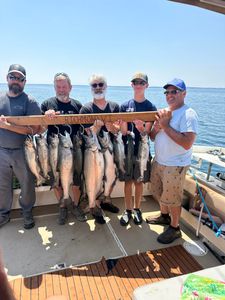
[
  {"x1": 146, "y1": 78, "x2": 198, "y2": 244},
  {"x1": 120, "y1": 72, "x2": 156, "y2": 226},
  {"x1": 80, "y1": 74, "x2": 120, "y2": 224},
  {"x1": 0, "y1": 64, "x2": 41, "y2": 229},
  {"x1": 41, "y1": 72, "x2": 87, "y2": 225}
]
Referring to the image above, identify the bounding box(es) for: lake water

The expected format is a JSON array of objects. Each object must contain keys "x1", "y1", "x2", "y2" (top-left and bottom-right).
[{"x1": 1, "y1": 83, "x2": 225, "y2": 175}]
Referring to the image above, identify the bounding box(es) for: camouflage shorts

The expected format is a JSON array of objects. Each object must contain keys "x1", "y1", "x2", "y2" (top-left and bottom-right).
[{"x1": 150, "y1": 160, "x2": 189, "y2": 207}]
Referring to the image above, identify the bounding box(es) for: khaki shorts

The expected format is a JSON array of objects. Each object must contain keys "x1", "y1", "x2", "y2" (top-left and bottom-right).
[{"x1": 150, "y1": 160, "x2": 189, "y2": 207}]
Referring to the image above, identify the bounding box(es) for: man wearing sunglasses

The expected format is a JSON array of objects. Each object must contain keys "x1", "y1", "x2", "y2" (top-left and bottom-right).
[
  {"x1": 0, "y1": 64, "x2": 42, "y2": 229},
  {"x1": 146, "y1": 78, "x2": 198, "y2": 244},
  {"x1": 119, "y1": 72, "x2": 157, "y2": 226},
  {"x1": 41, "y1": 72, "x2": 87, "y2": 225},
  {"x1": 79, "y1": 74, "x2": 120, "y2": 224}
]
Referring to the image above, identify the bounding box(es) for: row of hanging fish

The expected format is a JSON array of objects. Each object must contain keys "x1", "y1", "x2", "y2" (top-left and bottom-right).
[{"x1": 24, "y1": 130, "x2": 150, "y2": 205}]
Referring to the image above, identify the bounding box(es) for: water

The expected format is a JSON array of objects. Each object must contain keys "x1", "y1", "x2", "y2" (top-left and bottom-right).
[{"x1": 1, "y1": 83, "x2": 225, "y2": 175}]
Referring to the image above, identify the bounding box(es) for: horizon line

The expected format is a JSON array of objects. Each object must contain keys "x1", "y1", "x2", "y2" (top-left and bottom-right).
[{"x1": 0, "y1": 82, "x2": 225, "y2": 89}]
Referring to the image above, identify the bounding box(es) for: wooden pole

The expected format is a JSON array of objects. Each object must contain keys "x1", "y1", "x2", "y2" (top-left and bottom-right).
[{"x1": 6, "y1": 111, "x2": 157, "y2": 126}]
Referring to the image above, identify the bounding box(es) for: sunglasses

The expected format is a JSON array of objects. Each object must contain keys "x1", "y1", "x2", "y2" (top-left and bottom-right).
[
  {"x1": 91, "y1": 82, "x2": 105, "y2": 88},
  {"x1": 8, "y1": 75, "x2": 25, "y2": 82},
  {"x1": 164, "y1": 90, "x2": 181, "y2": 96},
  {"x1": 133, "y1": 80, "x2": 146, "y2": 86}
]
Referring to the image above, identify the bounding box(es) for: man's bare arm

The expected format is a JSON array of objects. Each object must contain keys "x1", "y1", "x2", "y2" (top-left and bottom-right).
[{"x1": 163, "y1": 127, "x2": 196, "y2": 150}]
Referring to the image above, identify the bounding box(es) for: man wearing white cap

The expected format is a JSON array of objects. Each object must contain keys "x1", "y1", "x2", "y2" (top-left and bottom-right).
[
  {"x1": 0, "y1": 64, "x2": 41, "y2": 229},
  {"x1": 146, "y1": 78, "x2": 198, "y2": 244}
]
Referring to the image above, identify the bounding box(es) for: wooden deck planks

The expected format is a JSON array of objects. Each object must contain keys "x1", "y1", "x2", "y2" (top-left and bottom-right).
[{"x1": 11, "y1": 245, "x2": 202, "y2": 300}]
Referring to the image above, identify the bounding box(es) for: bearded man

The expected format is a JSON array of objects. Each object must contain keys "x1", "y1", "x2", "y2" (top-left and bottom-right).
[
  {"x1": 80, "y1": 74, "x2": 120, "y2": 224},
  {"x1": 0, "y1": 64, "x2": 41, "y2": 229}
]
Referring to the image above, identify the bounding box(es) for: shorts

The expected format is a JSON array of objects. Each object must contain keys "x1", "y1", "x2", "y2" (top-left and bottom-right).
[
  {"x1": 150, "y1": 160, "x2": 189, "y2": 207},
  {"x1": 120, "y1": 155, "x2": 151, "y2": 183}
]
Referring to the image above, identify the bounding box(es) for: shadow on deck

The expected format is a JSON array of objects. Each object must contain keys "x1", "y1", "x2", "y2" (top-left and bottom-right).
[{"x1": 10, "y1": 244, "x2": 202, "y2": 300}]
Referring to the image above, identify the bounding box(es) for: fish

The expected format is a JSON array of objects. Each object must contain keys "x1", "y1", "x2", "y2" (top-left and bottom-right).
[
  {"x1": 125, "y1": 131, "x2": 135, "y2": 180},
  {"x1": 136, "y1": 132, "x2": 150, "y2": 182},
  {"x1": 72, "y1": 132, "x2": 83, "y2": 186},
  {"x1": 24, "y1": 135, "x2": 45, "y2": 186},
  {"x1": 113, "y1": 131, "x2": 126, "y2": 177},
  {"x1": 98, "y1": 131, "x2": 117, "y2": 198},
  {"x1": 48, "y1": 133, "x2": 60, "y2": 188},
  {"x1": 83, "y1": 132, "x2": 104, "y2": 208},
  {"x1": 35, "y1": 134, "x2": 50, "y2": 180},
  {"x1": 58, "y1": 131, "x2": 73, "y2": 204}
]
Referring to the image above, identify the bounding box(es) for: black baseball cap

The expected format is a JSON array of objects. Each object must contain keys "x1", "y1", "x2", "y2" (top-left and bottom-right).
[{"x1": 8, "y1": 64, "x2": 26, "y2": 78}]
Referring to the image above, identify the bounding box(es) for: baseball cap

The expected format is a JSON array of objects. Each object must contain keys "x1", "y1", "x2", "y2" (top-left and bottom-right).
[
  {"x1": 8, "y1": 64, "x2": 26, "y2": 78},
  {"x1": 131, "y1": 72, "x2": 148, "y2": 83},
  {"x1": 163, "y1": 78, "x2": 186, "y2": 91}
]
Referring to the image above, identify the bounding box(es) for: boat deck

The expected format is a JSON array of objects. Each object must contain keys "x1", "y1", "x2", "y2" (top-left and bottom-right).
[
  {"x1": 10, "y1": 245, "x2": 202, "y2": 300},
  {"x1": 1, "y1": 196, "x2": 220, "y2": 278}
]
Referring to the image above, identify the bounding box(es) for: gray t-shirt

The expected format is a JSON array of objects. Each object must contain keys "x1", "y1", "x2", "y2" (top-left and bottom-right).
[{"x1": 0, "y1": 92, "x2": 41, "y2": 148}]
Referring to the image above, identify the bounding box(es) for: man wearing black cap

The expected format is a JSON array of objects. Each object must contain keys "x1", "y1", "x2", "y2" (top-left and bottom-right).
[
  {"x1": 146, "y1": 78, "x2": 198, "y2": 244},
  {"x1": 0, "y1": 64, "x2": 42, "y2": 229},
  {"x1": 119, "y1": 72, "x2": 157, "y2": 226}
]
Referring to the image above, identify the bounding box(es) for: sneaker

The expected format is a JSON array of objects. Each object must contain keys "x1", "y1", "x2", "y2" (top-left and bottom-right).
[
  {"x1": 133, "y1": 209, "x2": 143, "y2": 225},
  {"x1": 59, "y1": 196, "x2": 72, "y2": 208},
  {"x1": 146, "y1": 214, "x2": 171, "y2": 225},
  {"x1": 58, "y1": 207, "x2": 68, "y2": 225},
  {"x1": 0, "y1": 215, "x2": 10, "y2": 228},
  {"x1": 23, "y1": 212, "x2": 35, "y2": 229},
  {"x1": 71, "y1": 204, "x2": 87, "y2": 222},
  {"x1": 157, "y1": 226, "x2": 182, "y2": 244},
  {"x1": 100, "y1": 202, "x2": 119, "y2": 213},
  {"x1": 120, "y1": 210, "x2": 132, "y2": 226},
  {"x1": 90, "y1": 207, "x2": 106, "y2": 224}
]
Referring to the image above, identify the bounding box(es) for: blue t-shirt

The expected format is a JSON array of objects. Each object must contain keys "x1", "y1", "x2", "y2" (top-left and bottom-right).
[{"x1": 120, "y1": 99, "x2": 157, "y2": 155}]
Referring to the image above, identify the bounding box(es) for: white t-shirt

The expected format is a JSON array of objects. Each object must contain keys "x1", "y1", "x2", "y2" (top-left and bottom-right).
[{"x1": 154, "y1": 104, "x2": 198, "y2": 166}]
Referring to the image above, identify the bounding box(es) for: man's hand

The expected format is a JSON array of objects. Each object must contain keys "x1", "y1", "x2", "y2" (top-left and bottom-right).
[
  {"x1": 0, "y1": 115, "x2": 10, "y2": 129},
  {"x1": 44, "y1": 109, "x2": 60, "y2": 118},
  {"x1": 105, "y1": 120, "x2": 121, "y2": 134},
  {"x1": 133, "y1": 119, "x2": 146, "y2": 133},
  {"x1": 91, "y1": 119, "x2": 104, "y2": 134},
  {"x1": 153, "y1": 120, "x2": 161, "y2": 133},
  {"x1": 156, "y1": 109, "x2": 172, "y2": 130}
]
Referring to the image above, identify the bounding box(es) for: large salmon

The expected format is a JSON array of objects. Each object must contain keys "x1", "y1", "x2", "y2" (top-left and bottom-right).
[
  {"x1": 98, "y1": 131, "x2": 117, "y2": 198},
  {"x1": 35, "y1": 134, "x2": 50, "y2": 180},
  {"x1": 113, "y1": 131, "x2": 126, "y2": 177},
  {"x1": 83, "y1": 133, "x2": 104, "y2": 208},
  {"x1": 24, "y1": 136, "x2": 45, "y2": 186},
  {"x1": 48, "y1": 133, "x2": 59, "y2": 188},
  {"x1": 58, "y1": 131, "x2": 73, "y2": 204},
  {"x1": 137, "y1": 132, "x2": 150, "y2": 182}
]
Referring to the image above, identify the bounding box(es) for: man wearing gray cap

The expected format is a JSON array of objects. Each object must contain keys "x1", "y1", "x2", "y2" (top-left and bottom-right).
[
  {"x1": 0, "y1": 64, "x2": 42, "y2": 229},
  {"x1": 146, "y1": 78, "x2": 198, "y2": 244}
]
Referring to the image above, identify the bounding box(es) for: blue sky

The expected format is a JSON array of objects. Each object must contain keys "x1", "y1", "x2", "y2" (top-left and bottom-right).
[{"x1": 1, "y1": 0, "x2": 225, "y2": 87}]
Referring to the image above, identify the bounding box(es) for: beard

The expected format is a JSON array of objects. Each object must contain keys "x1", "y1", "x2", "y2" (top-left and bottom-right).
[
  {"x1": 8, "y1": 83, "x2": 23, "y2": 95},
  {"x1": 56, "y1": 94, "x2": 69, "y2": 102},
  {"x1": 92, "y1": 90, "x2": 106, "y2": 100}
]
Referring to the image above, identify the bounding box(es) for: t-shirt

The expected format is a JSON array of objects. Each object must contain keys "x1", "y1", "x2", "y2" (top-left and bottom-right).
[
  {"x1": 120, "y1": 99, "x2": 157, "y2": 155},
  {"x1": 154, "y1": 104, "x2": 198, "y2": 166},
  {"x1": 0, "y1": 92, "x2": 41, "y2": 148},
  {"x1": 79, "y1": 101, "x2": 120, "y2": 132},
  {"x1": 41, "y1": 97, "x2": 82, "y2": 139}
]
